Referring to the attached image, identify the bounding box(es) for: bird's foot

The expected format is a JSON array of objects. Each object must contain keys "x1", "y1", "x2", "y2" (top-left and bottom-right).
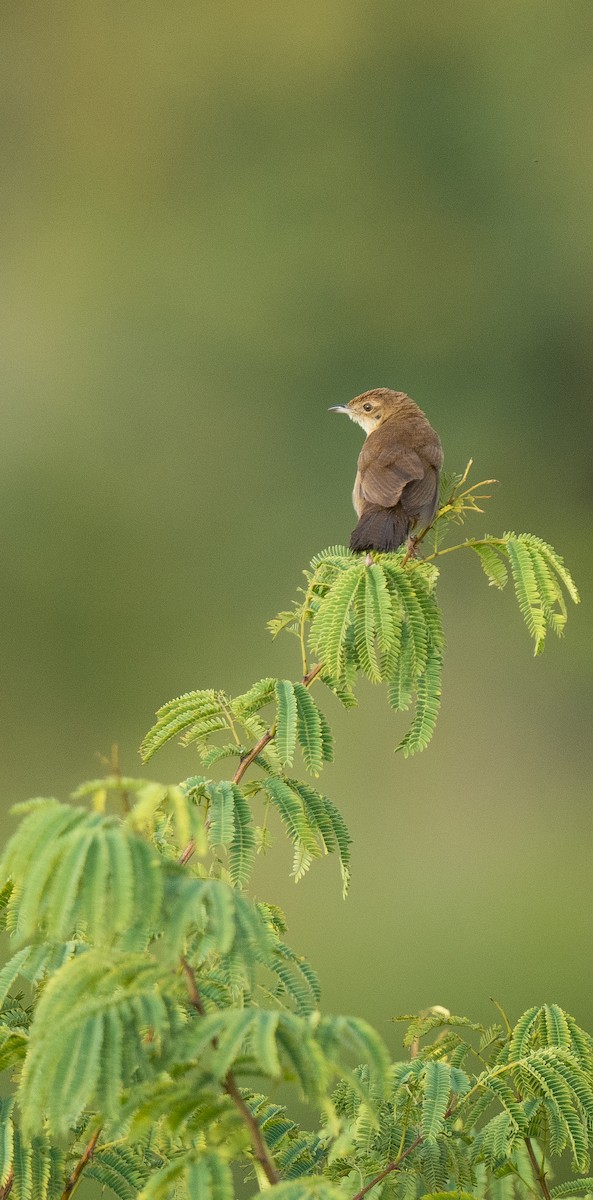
[
  {"x1": 364, "y1": 552, "x2": 374, "y2": 567},
  {"x1": 401, "y1": 536, "x2": 419, "y2": 566}
]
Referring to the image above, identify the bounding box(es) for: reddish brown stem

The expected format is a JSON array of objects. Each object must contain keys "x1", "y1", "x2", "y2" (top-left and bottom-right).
[
  {"x1": 180, "y1": 956, "x2": 280, "y2": 1185},
  {"x1": 177, "y1": 662, "x2": 323, "y2": 865},
  {"x1": 350, "y1": 1135, "x2": 422, "y2": 1200},
  {"x1": 0, "y1": 1171, "x2": 14, "y2": 1198},
  {"x1": 525, "y1": 1136, "x2": 552, "y2": 1200},
  {"x1": 350, "y1": 1096, "x2": 457, "y2": 1200},
  {"x1": 60, "y1": 1126, "x2": 102, "y2": 1200}
]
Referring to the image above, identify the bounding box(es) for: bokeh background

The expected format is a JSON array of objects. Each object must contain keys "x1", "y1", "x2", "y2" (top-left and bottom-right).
[{"x1": 2, "y1": 0, "x2": 592, "y2": 1050}]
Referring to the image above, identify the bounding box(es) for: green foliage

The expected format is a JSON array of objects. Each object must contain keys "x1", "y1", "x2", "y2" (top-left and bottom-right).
[
  {"x1": 326, "y1": 1004, "x2": 593, "y2": 1200},
  {"x1": 0, "y1": 464, "x2": 583, "y2": 1198}
]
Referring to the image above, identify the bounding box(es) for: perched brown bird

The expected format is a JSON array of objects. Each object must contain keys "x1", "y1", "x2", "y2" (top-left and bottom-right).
[{"x1": 330, "y1": 388, "x2": 443, "y2": 553}]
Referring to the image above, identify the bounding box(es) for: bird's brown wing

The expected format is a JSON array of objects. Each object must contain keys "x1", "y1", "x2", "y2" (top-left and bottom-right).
[
  {"x1": 400, "y1": 465, "x2": 439, "y2": 521},
  {"x1": 358, "y1": 445, "x2": 425, "y2": 508}
]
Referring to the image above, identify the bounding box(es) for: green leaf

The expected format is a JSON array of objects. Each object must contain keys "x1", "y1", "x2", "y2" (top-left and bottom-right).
[
  {"x1": 421, "y1": 1060, "x2": 451, "y2": 1140},
  {"x1": 261, "y1": 779, "x2": 321, "y2": 861},
  {"x1": 139, "y1": 1151, "x2": 234, "y2": 1200},
  {"x1": 471, "y1": 542, "x2": 509, "y2": 589},
  {"x1": 387, "y1": 624, "x2": 414, "y2": 712},
  {"x1": 229, "y1": 787, "x2": 256, "y2": 888},
  {"x1": 521, "y1": 534, "x2": 580, "y2": 605},
  {"x1": 354, "y1": 570, "x2": 383, "y2": 682},
  {"x1": 1, "y1": 801, "x2": 164, "y2": 951},
  {"x1": 397, "y1": 643, "x2": 442, "y2": 757},
  {"x1": 208, "y1": 781, "x2": 236, "y2": 848},
  {"x1": 293, "y1": 685, "x2": 324, "y2": 775},
  {"x1": 551, "y1": 1180, "x2": 593, "y2": 1198},
  {"x1": 0, "y1": 1098, "x2": 14, "y2": 1189},
  {"x1": 232, "y1": 678, "x2": 277, "y2": 718},
  {"x1": 140, "y1": 691, "x2": 226, "y2": 762},
  {"x1": 0, "y1": 947, "x2": 32, "y2": 1008},
  {"x1": 19, "y1": 951, "x2": 174, "y2": 1136},
  {"x1": 250, "y1": 1182, "x2": 344, "y2": 1200},
  {"x1": 309, "y1": 561, "x2": 365, "y2": 682},
  {"x1": 383, "y1": 564, "x2": 428, "y2": 680},
  {"x1": 543, "y1": 1005, "x2": 572, "y2": 1050},
  {"x1": 506, "y1": 536, "x2": 547, "y2": 654},
  {"x1": 87, "y1": 1145, "x2": 148, "y2": 1199},
  {"x1": 286, "y1": 781, "x2": 351, "y2": 896},
  {"x1": 275, "y1": 681, "x2": 298, "y2": 767}
]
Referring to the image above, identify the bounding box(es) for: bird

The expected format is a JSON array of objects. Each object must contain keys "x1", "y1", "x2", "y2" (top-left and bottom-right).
[{"x1": 329, "y1": 388, "x2": 443, "y2": 553}]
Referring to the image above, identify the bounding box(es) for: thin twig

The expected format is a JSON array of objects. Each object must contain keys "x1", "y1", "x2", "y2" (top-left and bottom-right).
[
  {"x1": 350, "y1": 1096, "x2": 458, "y2": 1200},
  {"x1": 180, "y1": 956, "x2": 280, "y2": 1185},
  {"x1": 177, "y1": 662, "x2": 323, "y2": 865},
  {"x1": 525, "y1": 1136, "x2": 553, "y2": 1200},
  {"x1": 0, "y1": 1171, "x2": 14, "y2": 1198},
  {"x1": 60, "y1": 1126, "x2": 102, "y2": 1200},
  {"x1": 350, "y1": 1134, "x2": 422, "y2": 1200},
  {"x1": 233, "y1": 662, "x2": 322, "y2": 786}
]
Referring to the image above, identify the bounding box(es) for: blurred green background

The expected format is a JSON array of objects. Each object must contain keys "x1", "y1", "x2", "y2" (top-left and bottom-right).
[{"x1": 2, "y1": 0, "x2": 592, "y2": 1048}]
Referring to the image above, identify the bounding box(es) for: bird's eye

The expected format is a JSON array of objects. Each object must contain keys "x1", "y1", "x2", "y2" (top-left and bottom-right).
[{"x1": 363, "y1": 402, "x2": 373, "y2": 413}]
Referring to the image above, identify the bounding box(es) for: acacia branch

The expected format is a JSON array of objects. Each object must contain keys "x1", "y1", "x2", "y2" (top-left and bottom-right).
[
  {"x1": 177, "y1": 661, "x2": 323, "y2": 865},
  {"x1": 525, "y1": 1136, "x2": 552, "y2": 1200},
  {"x1": 351, "y1": 1096, "x2": 458, "y2": 1200},
  {"x1": 350, "y1": 1134, "x2": 422, "y2": 1200},
  {"x1": 233, "y1": 661, "x2": 322, "y2": 786},
  {"x1": 60, "y1": 1126, "x2": 102, "y2": 1200},
  {"x1": 0, "y1": 1171, "x2": 13, "y2": 1199},
  {"x1": 180, "y1": 956, "x2": 280, "y2": 1186}
]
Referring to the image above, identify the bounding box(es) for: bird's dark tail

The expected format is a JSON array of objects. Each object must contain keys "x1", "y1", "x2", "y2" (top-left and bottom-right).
[{"x1": 349, "y1": 505, "x2": 410, "y2": 553}]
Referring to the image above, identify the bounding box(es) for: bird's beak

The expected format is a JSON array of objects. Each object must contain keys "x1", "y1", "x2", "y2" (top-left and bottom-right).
[{"x1": 328, "y1": 405, "x2": 349, "y2": 414}]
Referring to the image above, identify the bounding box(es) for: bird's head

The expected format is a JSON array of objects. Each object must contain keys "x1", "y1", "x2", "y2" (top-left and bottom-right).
[{"x1": 329, "y1": 388, "x2": 405, "y2": 435}]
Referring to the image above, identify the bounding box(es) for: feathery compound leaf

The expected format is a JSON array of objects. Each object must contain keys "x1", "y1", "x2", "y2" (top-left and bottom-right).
[
  {"x1": 525, "y1": 546, "x2": 567, "y2": 636},
  {"x1": 286, "y1": 781, "x2": 351, "y2": 896},
  {"x1": 20, "y1": 951, "x2": 176, "y2": 1136},
  {"x1": 232, "y1": 678, "x2": 277, "y2": 718},
  {"x1": 0, "y1": 947, "x2": 33, "y2": 1009},
  {"x1": 0, "y1": 1098, "x2": 13, "y2": 1190},
  {"x1": 483, "y1": 1075, "x2": 529, "y2": 1134},
  {"x1": 293, "y1": 684, "x2": 324, "y2": 775},
  {"x1": 367, "y1": 563, "x2": 396, "y2": 652},
  {"x1": 139, "y1": 1151, "x2": 234, "y2": 1200},
  {"x1": 473, "y1": 1110, "x2": 516, "y2": 1167},
  {"x1": 382, "y1": 564, "x2": 428, "y2": 680},
  {"x1": 1, "y1": 801, "x2": 164, "y2": 950},
  {"x1": 229, "y1": 786, "x2": 256, "y2": 888},
  {"x1": 543, "y1": 1005, "x2": 572, "y2": 1050},
  {"x1": 250, "y1": 1182, "x2": 344, "y2": 1200},
  {"x1": 506, "y1": 536, "x2": 548, "y2": 654},
  {"x1": 421, "y1": 1061, "x2": 452, "y2": 1140},
  {"x1": 397, "y1": 1010, "x2": 484, "y2": 1048},
  {"x1": 397, "y1": 643, "x2": 442, "y2": 757},
  {"x1": 520, "y1": 534, "x2": 580, "y2": 605},
  {"x1": 309, "y1": 561, "x2": 365, "y2": 682},
  {"x1": 551, "y1": 1179, "x2": 593, "y2": 1197},
  {"x1": 275, "y1": 681, "x2": 298, "y2": 767},
  {"x1": 140, "y1": 691, "x2": 226, "y2": 763},
  {"x1": 268, "y1": 610, "x2": 302, "y2": 639},
  {"x1": 354, "y1": 569, "x2": 383, "y2": 682},
  {"x1": 86, "y1": 1145, "x2": 149, "y2": 1199},
  {"x1": 261, "y1": 778, "x2": 322, "y2": 862},
  {"x1": 471, "y1": 542, "x2": 509, "y2": 589},
  {"x1": 387, "y1": 623, "x2": 415, "y2": 713},
  {"x1": 208, "y1": 781, "x2": 236, "y2": 848},
  {"x1": 408, "y1": 569, "x2": 445, "y2": 651}
]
